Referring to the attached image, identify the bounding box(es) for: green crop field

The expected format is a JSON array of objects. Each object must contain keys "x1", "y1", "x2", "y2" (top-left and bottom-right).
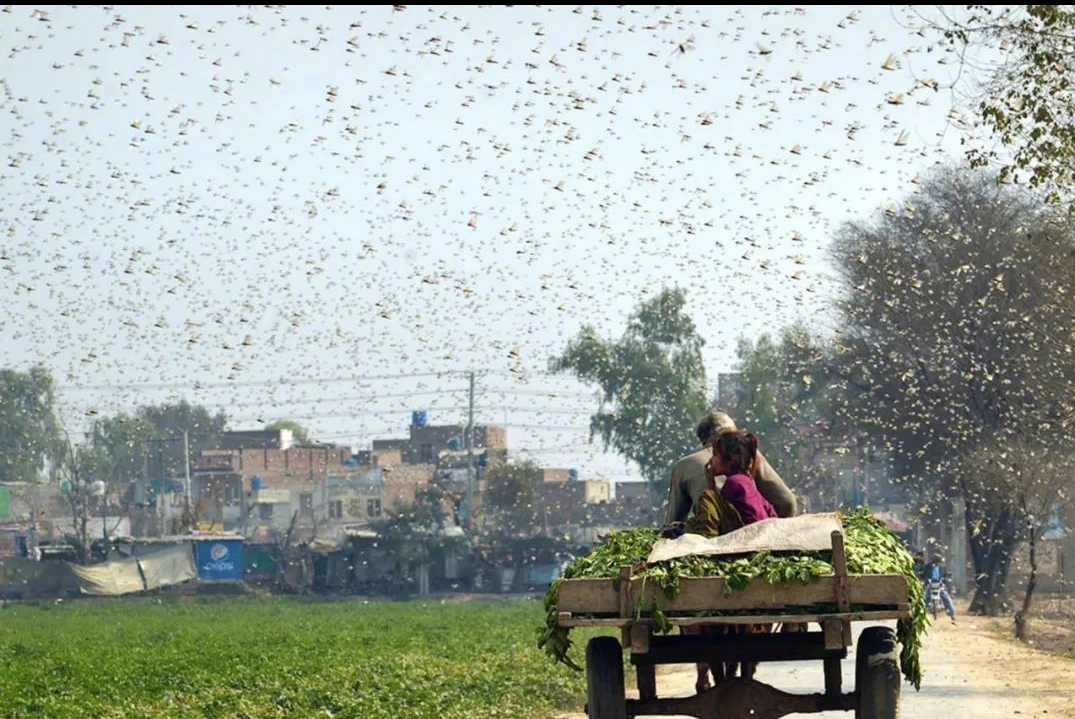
[{"x1": 0, "y1": 597, "x2": 597, "y2": 719}]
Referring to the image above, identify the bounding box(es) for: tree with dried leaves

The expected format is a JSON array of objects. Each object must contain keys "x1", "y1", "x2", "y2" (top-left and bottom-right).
[
  {"x1": 828, "y1": 166, "x2": 1075, "y2": 614},
  {"x1": 960, "y1": 441, "x2": 1075, "y2": 639},
  {"x1": 931, "y1": 5, "x2": 1075, "y2": 203}
]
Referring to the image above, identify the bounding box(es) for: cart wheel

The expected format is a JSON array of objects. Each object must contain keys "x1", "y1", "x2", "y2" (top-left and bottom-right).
[
  {"x1": 855, "y1": 626, "x2": 900, "y2": 719},
  {"x1": 586, "y1": 636, "x2": 625, "y2": 719}
]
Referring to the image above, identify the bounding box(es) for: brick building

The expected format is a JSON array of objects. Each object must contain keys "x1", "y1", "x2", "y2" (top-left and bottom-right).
[
  {"x1": 384, "y1": 423, "x2": 507, "y2": 464},
  {"x1": 189, "y1": 429, "x2": 441, "y2": 541}
]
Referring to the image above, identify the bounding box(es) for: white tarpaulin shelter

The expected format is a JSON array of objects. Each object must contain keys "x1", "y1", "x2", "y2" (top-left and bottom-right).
[
  {"x1": 69, "y1": 544, "x2": 197, "y2": 596},
  {"x1": 69, "y1": 555, "x2": 144, "y2": 596},
  {"x1": 139, "y1": 544, "x2": 197, "y2": 590},
  {"x1": 647, "y1": 513, "x2": 843, "y2": 564}
]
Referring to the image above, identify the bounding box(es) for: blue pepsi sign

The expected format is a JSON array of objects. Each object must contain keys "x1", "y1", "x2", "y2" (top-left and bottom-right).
[{"x1": 195, "y1": 539, "x2": 244, "y2": 580}]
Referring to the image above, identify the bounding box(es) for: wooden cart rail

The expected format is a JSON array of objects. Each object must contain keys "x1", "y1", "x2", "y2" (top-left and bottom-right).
[
  {"x1": 570, "y1": 531, "x2": 909, "y2": 719},
  {"x1": 557, "y1": 608, "x2": 909, "y2": 628},
  {"x1": 555, "y1": 574, "x2": 910, "y2": 615},
  {"x1": 555, "y1": 530, "x2": 911, "y2": 650}
]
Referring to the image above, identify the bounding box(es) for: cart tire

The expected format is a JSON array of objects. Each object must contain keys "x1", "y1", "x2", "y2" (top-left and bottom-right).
[
  {"x1": 855, "y1": 626, "x2": 900, "y2": 719},
  {"x1": 586, "y1": 636, "x2": 625, "y2": 719}
]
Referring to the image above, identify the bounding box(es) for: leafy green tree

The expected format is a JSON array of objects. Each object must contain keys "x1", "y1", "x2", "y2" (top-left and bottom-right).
[
  {"x1": 380, "y1": 487, "x2": 446, "y2": 543},
  {"x1": 481, "y1": 459, "x2": 541, "y2": 528},
  {"x1": 0, "y1": 365, "x2": 62, "y2": 483},
  {"x1": 57, "y1": 437, "x2": 108, "y2": 565},
  {"x1": 263, "y1": 419, "x2": 310, "y2": 444},
  {"x1": 376, "y1": 487, "x2": 447, "y2": 596},
  {"x1": 90, "y1": 401, "x2": 228, "y2": 483},
  {"x1": 555, "y1": 289, "x2": 708, "y2": 504},
  {"x1": 734, "y1": 334, "x2": 792, "y2": 466},
  {"x1": 731, "y1": 324, "x2": 833, "y2": 504}
]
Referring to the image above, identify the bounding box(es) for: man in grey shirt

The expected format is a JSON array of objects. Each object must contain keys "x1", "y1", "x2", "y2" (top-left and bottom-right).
[
  {"x1": 665, "y1": 411, "x2": 799, "y2": 693},
  {"x1": 665, "y1": 411, "x2": 797, "y2": 526}
]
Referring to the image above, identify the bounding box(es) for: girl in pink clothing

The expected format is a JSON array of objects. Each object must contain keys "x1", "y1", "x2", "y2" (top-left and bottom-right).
[
  {"x1": 698, "y1": 429, "x2": 779, "y2": 689},
  {"x1": 707, "y1": 430, "x2": 777, "y2": 525}
]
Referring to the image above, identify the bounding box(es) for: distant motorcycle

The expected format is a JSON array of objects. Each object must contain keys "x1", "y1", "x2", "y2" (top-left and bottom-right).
[{"x1": 926, "y1": 578, "x2": 944, "y2": 620}]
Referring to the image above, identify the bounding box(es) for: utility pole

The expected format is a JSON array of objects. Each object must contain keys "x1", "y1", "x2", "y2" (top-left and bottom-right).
[
  {"x1": 319, "y1": 445, "x2": 330, "y2": 541},
  {"x1": 465, "y1": 371, "x2": 475, "y2": 529},
  {"x1": 156, "y1": 440, "x2": 165, "y2": 538},
  {"x1": 141, "y1": 447, "x2": 149, "y2": 538},
  {"x1": 182, "y1": 430, "x2": 192, "y2": 532}
]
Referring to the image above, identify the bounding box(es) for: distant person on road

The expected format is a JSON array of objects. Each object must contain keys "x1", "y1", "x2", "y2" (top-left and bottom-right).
[
  {"x1": 924, "y1": 553, "x2": 957, "y2": 623},
  {"x1": 912, "y1": 550, "x2": 926, "y2": 580}
]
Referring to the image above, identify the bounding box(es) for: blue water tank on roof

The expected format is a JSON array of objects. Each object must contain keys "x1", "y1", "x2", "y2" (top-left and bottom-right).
[
  {"x1": 568, "y1": 468, "x2": 579, "y2": 481},
  {"x1": 411, "y1": 410, "x2": 428, "y2": 427}
]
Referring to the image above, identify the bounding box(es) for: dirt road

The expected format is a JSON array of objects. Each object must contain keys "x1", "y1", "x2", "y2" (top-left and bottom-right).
[{"x1": 556, "y1": 613, "x2": 1075, "y2": 718}]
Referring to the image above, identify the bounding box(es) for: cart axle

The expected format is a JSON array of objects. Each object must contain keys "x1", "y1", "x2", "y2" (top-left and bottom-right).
[{"x1": 625, "y1": 678, "x2": 856, "y2": 719}]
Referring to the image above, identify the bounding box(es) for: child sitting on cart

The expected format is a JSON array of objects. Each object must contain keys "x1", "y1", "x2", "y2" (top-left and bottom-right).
[
  {"x1": 710, "y1": 430, "x2": 778, "y2": 524},
  {"x1": 682, "y1": 429, "x2": 779, "y2": 692},
  {"x1": 683, "y1": 429, "x2": 776, "y2": 536}
]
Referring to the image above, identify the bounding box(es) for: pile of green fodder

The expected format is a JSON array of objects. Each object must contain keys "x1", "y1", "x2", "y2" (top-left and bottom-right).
[{"x1": 539, "y1": 509, "x2": 928, "y2": 689}]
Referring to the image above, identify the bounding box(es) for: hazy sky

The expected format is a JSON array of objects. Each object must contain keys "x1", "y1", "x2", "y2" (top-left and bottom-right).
[{"x1": 0, "y1": 5, "x2": 971, "y2": 484}]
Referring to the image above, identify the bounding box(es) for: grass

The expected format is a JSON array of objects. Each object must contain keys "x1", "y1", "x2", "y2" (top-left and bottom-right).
[{"x1": 0, "y1": 596, "x2": 597, "y2": 719}]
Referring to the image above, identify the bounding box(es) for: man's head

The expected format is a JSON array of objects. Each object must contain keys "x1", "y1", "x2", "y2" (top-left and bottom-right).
[{"x1": 696, "y1": 411, "x2": 736, "y2": 446}]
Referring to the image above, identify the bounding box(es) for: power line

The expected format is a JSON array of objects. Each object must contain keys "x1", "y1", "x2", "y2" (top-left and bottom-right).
[
  {"x1": 57, "y1": 385, "x2": 602, "y2": 413},
  {"x1": 228, "y1": 414, "x2": 591, "y2": 431},
  {"x1": 218, "y1": 389, "x2": 471, "y2": 405},
  {"x1": 53, "y1": 369, "x2": 599, "y2": 393},
  {"x1": 482, "y1": 423, "x2": 591, "y2": 431},
  {"x1": 222, "y1": 405, "x2": 592, "y2": 421},
  {"x1": 226, "y1": 408, "x2": 473, "y2": 421},
  {"x1": 217, "y1": 390, "x2": 467, "y2": 408},
  {"x1": 512, "y1": 444, "x2": 608, "y2": 454},
  {"x1": 479, "y1": 387, "x2": 598, "y2": 398},
  {"x1": 57, "y1": 384, "x2": 600, "y2": 402},
  {"x1": 58, "y1": 397, "x2": 469, "y2": 413},
  {"x1": 286, "y1": 433, "x2": 620, "y2": 461},
  {"x1": 54, "y1": 374, "x2": 623, "y2": 470},
  {"x1": 241, "y1": 421, "x2": 592, "y2": 438},
  {"x1": 58, "y1": 401, "x2": 595, "y2": 419},
  {"x1": 54, "y1": 370, "x2": 472, "y2": 392}
]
